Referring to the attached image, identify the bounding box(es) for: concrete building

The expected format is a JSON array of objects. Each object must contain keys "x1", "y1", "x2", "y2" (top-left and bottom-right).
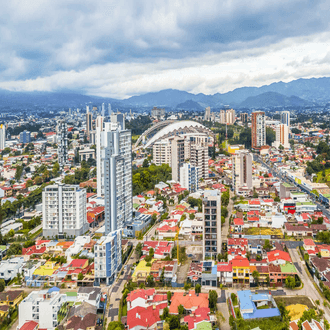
[
  {"x1": 251, "y1": 111, "x2": 266, "y2": 149},
  {"x1": 96, "y1": 115, "x2": 105, "y2": 197},
  {"x1": 180, "y1": 162, "x2": 199, "y2": 192},
  {"x1": 151, "y1": 107, "x2": 165, "y2": 118},
  {"x1": 86, "y1": 112, "x2": 93, "y2": 138},
  {"x1": 220, "y1": 110, "x2": 226, "y2": 124},
  {"x1": 204, "y1": 106, "x2": 211, "y2": 121},
  {"x1": 57, "y1": 120, "x2": 68, "y2": 169},
  {"x1": 94, "y1": 229, "x2": 122, "y2": 285},
  {"x1": 226, "y1": 109, "x2": 235, "y2": 124},
  {"x1": 100, "y1": 114, "x2": 132, "y2": 235},
  {"x1": 153, "y1": 140, "x2": 172, "y2": 166},
  {"x1": 0, "y1": 124, "x2": 6, "y2": 150},
  {"x1": 281, "y1": 111, "x2": 290, "y2": 127},
  {"x1": 240, "y1": 113, "x2": 248, "y2": 123},
  {"x1": 19, "y1": 289, "x2": 66, "y2": 330},
  {"x1": 190, "y1": 145, "x2": 209, "y2": 179},
  {"x1": 19, "y1": 130, "x2": 31, "y2": 144},
  {"x1": 79, "y1": 147, "x2": 96, "y2": 162},
  {"x1": 42, "y1": 184, "x2": 88, "y2": 238},
  {"x1": 171, "y1": 136, "x2": 185, "y2": 182},
  {"x1": 273, "y1": 124, "x2": 290, "y2": 149},
  {"x1": 203, "y1": 190, "x2": 221, "y2": 259},
  {"x1": 232, "y1": 150, "x2": 253, "y2": 193}
]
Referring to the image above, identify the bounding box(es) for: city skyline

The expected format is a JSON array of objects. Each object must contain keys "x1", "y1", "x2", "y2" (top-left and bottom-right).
[{"x1": 0, "y1": 1, "x2": 330, "y2": 98}]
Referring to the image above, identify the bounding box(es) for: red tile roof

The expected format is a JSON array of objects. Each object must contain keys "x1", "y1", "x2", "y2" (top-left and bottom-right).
[
  {"x1": 127, "y1": 305, "x2": 161, "y2": 329},
  {"x1": 232, "y1": 256, "x2": 249, "y2": 268},
  {"x1": 217, "y1": 262, "x2": 232, "y2": 272},
  {"x1": 19, "y1": 321, "x2": 38, "y2": 330},
  {"x1": 169, "y1": 291, "x2": 208, "y2": 314},
  {"x1": 267, "y1": 250, "x2": 291, "y2": 263}
]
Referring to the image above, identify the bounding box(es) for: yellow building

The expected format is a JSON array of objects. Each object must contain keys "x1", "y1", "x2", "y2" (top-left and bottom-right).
[
  {"x1": 132, "y1": 259, "x2": 154, "y2": 282},
  {"x1": 228, "y1": 144, "x2": 244, "y2": 154},
  {"x1": 0, "y1": 290, "x2": 24, "y2": 307},
  {"x1": 34, "y1": 261, "x2": 59, "y2": 276},
  {"x1": 232, "y1": 257, "x2": 250, "y2": 285}
]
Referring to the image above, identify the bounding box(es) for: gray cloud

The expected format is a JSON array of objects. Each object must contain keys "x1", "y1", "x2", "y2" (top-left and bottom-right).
[{"x1": 1, "y1": 0, "x2": 330, "y2": 96}]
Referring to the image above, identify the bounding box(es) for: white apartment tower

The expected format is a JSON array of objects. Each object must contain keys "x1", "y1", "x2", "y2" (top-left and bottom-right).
[
  {"x1": 57, "y1": 120, "x2": 68, "y2": 169},
  {"x1": 251, "y1": 111, "x2": 266, "y2": 149},
  {"x1": 96, "y1": 115, "x2": 105, "y2": 197},
  {"x1": 273, "y1": 124, "x2": 290, "y2": 149},
  {"x1": 203, "y1": 190, "x2": 221, "y2": 260},
  {"x1": 204, "y1": 106, "x2": 211, "y2": 121},
  {"x1": 180, "y1": 162, "x2": 199, "y2": 192},
  {"x1": 232, "y1": 150, "x2": 253, "y2": 193},
  {"x1": 170, "y1": 136, "x2": 185, "y2": 182},
  {"x1": 220, "y1": 110, "x2": 226, "y2": 124},
  {"x1": 0, "y1": 124, "x2": 6, "y2": 150},
  {"x1": 98, "y1": 114, "x2": 132, "y2": 235},
  {"x1": 42, "y1": 184, "x2": 87, "y2": 238},
  {"x1": 190, "y1": 145, "x2": 209, "y2": 179},
  {"x1": 281, "y1": 111, "x2": 290, "y2": 127},
  {"x1": 226, "y1": 109, "x2": 235, "y2": 124}
]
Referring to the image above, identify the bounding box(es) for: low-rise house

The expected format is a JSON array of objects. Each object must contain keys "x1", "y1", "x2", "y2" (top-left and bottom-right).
[
  {"x1": 169, "y1": 291, "x2": 209, "y2": 314},
  {"x1": 66, "y1": 313, "x2": 97, "y2": 330},
  {"x1": 267, "y1": 250, "x2": 291, "y2": 265},
  {"x1": 77, "y1": 287, "x2": 101, "y2": 308},
  {"x1": 127, "y1": 288, "x2": 167, "y2": 311},
  {"x1": 310, "y1": 257, "x2": 330, "y2": 277},
  {"x1": 284, "y1": 223, "x2": 313, "y2": 237},
  {"x1": 150, "y1": 260, "x2": 177, "y2": 282},
  {"x1": 0, "y1": 257, "x2": 25, "y2": 282},
  {"x1": 183, "y1": 307, "x2": 211, "y2": 330},
  {"x1": 217, "y1": 262, "x2": 233, "y2": 286},
  {"x1": 0, "y1": 290, "x2": 24, "y2": 307},
  {"x1": 127, "y1": 305, "x2": 164, "y2": 330},
  {"x1": 232, "y1": 256, "x2": 250, "y2": 286}
]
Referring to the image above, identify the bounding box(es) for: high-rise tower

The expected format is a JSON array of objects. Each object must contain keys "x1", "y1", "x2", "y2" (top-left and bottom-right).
[
  {"x1": 251, "y1": 111, "x2": 266, "y2": 149},
  {"x1": 57, "y1": 120, "x2": 68, "y2": 169}
]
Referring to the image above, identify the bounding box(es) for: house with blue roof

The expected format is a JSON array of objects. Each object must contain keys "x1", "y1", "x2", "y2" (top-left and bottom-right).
[{"x1": 237, "y1": 290, "x2": 281, "y2": 320}]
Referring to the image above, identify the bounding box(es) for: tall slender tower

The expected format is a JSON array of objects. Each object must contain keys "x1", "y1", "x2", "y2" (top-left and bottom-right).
[
  {"x1": 251, "y1": 111, "x2": 266, "y2": 149},
  {"x1": 96, "y1": 116, "x2": 105, "y2": 197},
  {"x1": 101, "y1": 103, "x2": 105, "y2": 117},
  {"x1": 58, "y1": 120, "x2": 68, "y2": 169},
  {"x1": 280, "y1": 111, "x2": 290, "y2": 127},
  {"x1": 0, "y1": 124, "x2": 6, "y2": 150},
  {"x1": 108, "y1": 103, "x2": 112, "y2": 117}
]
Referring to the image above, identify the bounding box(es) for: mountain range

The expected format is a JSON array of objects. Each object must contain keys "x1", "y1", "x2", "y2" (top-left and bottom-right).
[{"x1": 1, "y1": 76, "x2": 330, "y2": 110}]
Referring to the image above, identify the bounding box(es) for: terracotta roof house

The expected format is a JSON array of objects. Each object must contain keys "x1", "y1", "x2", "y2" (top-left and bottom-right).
[{"x1": 169, "y1": 291, "x2": 208, "y2": 314}]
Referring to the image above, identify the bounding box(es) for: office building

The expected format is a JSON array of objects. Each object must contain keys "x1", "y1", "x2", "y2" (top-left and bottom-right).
[
  {"x1": 203, "y1": 190, "x2": 221, "y2": 260},
  {"x1": 0, "y1": 124, "x2": 5, "y2": 150},
  {"x1": 57, "y1": 120, "x2": 68, "y2": 169},
  {"x1": 232, "y1": 150, "x2": 253, "y2": 193},
  {"x1": 180, "y1": 162, "x2": 199, "y2": 192},
  {"x1": 100, "y1": 114, "x2": 132, "y2": 235},
  {"x1": 42, "y1": 184, "x2": 88, "y2": 238},
  {"x1": 251, "y1": 111, "x2": 266, "y2": 149},
  {"x1": 94, "y1": 229, "x2": 122, "y2": 285},
  {"x1": 240, "y1": 113, "x2": 248, "y2": 123},
  {"x1": 171, "y1": 136, "x2": 185, "y2": 182},
  {"x1": 151, "y1": 107, "x2": 165, "y2": 118},
  {"x1": 281, "y1": 111, "x2": 290, "y2": 127},
  {"x1": 273, "y1": 124, "x2": 290, "y2": 149},
  {"x1": 19, "y1": 130, "x2": 31, "y2": 144},
  {"x1": 19, "y1": 289, "x2": 66, "y2": 330},
  {"x1": 226, "y1": 109, "x2": 236, "y2": 124},
  {"x1": 204, "y1": 106, "x2": 211, "y2": 121}
]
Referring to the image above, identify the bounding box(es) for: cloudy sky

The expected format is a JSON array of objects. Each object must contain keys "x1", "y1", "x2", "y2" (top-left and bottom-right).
[{"x1": 1, "y1": 0, "x2": 330, "y2": 98}]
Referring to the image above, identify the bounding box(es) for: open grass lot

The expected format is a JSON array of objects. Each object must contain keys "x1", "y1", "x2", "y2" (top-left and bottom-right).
[
  {"x1": 274, "y1": 296, "x2": 314, "y2": 309},
  {"x1": 244, "y1": 227, "x2": 283, "y2": 237}
]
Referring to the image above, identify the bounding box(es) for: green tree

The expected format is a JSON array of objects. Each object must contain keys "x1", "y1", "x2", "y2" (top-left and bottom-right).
[
  {"x1": 146, "y1": 275, "x2": 154, "y2": 287},
  {"x1": 297, "y1": 309, "x2": 320, "y2": 329},
  {"x1": 184, "y1": 282, "x2": 191, "y2": 291},
  {"x1": 107, "y1": 321, "x2": 124, "y2": 330},
  {"x1": 78, "y1": 272, "x2": 84, "y2": 280},
  {"x1": 195, "y1": 283, "x2": 201, "y2": 294},
  {"x1": 0, "y1": 279, "x2": 5, "y2": 292},
  {"x1": 162, "y1": 307, "x2": 169, "y2": 320},
  {"x1": 178, "y1": 304, "x2": 184, "y2": 315},
  {"x1": 252, "y1": 270, "x2": 260, "y2": 285},
  {"x1": 135, "y1": 242, "x2": 143, "y2": 258},
  {"x1": 285, "y1": 276, "x2": 296, "y2": 289},
  {"x1": 263, "y1": 239, "x2": 272, "y2": 251},
  {"x1": 167, "y1": 291, "x2": 172, "y2": 303},
  {"x1": 189, "y1": 213, "x2": 195, "y2": 220},
  {"x1": 208, "y1": 290, "x2": 218, "y2": 310}
]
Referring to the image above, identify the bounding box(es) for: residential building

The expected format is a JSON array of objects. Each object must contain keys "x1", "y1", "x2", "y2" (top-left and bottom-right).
[
  {"x1": 77, "y1": 287, "x2": 102, "y2": 307},
  {"x1": 226, "y1": 109, "x2": 235, "y2": 124},
  {"x1": 0, "y1": 124, "x2": 5, "y2": 150},
  {"x1": 57, "y1": 120, "x2": 68, "y2": 169},
  {"x1": 241, "y1": 113, "x2": 248, "y2": 123},
  {"x1": 96, "y1": 115, "x2": 104, "y2": 197},
  {"x1": 94, "y1": 229, "x2": 122, "y2": 285},
  {"x1": 0, "y1": 257, "x2": 25, "y2": 282},
  {"x1": 42, "y1": 184, "x2": 88, "y2": 238},
  {"x1": 180, "y1": 162, "x2": 199, "y2": 192},
  {"x1": 251, "y1": 111, "x2": 266, "y2": 149},
  {"x1": 232, "y1": 256, "x2": 250, "y2": 286},
  {"x1": 99, "y1": 115, "x2": 132, "y2": 234},
  {"x1": 203, "y1": 190, "x2": 221, "y2": 259},
  {"x1": 86, "y1": 111, "x2": 92, "y2": 138},
  {"x1": 281, "y1": 111, "x2": 290, "y2": 127},
  {"x1": 151, "y1": 107, "x2": 165, "y2": 118},
  {"x1": 171, "y1": 136, "x2": 185, "y2": 182},
  {"x1": 273, "y1": 124, "x2": 289, "y2": 149},
  {"x1": 153, "y1": 140, "x2": 171, "y2": 166},
  {"x1": 204, "y1": 107, "x2": 211, "y2": 121},
  {"x1": 19, "y1": 289, "x2": 66, "y2": 330},
  {"x1": 19, "y1": 130, "x2": 31, "y2": 144},
  {"x1": 169, "y1": 291, "x2": 208, "y2": 314},
  {"x1": 220, "y1": 110, "x2": 226, "y2": 124},
  {"x1": 279, "y1": 182, "x2": 297, "y2": 199},
  {"x1": 232, "y1": 150, "x2": 253, "y2": 193},
  {"x1": 190, "y1": 145, "x2": 209, "y2": 179}
]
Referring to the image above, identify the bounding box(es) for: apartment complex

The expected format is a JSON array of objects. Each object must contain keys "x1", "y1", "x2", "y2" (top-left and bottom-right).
[
  {"x1": 203, "y1": 190, "x2": 221, "y2": 260},
  {"x1": 153, "y1": 134, "x2": 209, "y2": 181},
  {"x1": 19, "y1": 130, "x2": 31, "y2": 144},
  {"x1": 180, "y1": 162, "x2": 199, "y2": 192},
  {"x1": 0, "y1": 124, "x2": 6, "y2": 150},
  {"x1": 19, "y1": 289, "x2": 66, "y2": 330},
  {"x1": 219, "y1": 109, "x2": 235, "y2": 124},
  {"x1": 240, "y1": 113, "x2": 248, "y2": 123},
  {"x1": 86, "y1": 109, "x2": 93, "y2": 138},
  {"x1": 232, "y1": 150, "x2": 253, "y2": 193},
  {"x1": 273, "y1": 124, "x2": 290, "y2": 149},
  {"x1": 98, "y1": 114, "x2": 132, "y2": 235},
  {"x1": 204, "y1": 106, "x2": 211, "y2": 121},
  {"x1": 57, "y1": 120, "x2": 68, "y2": 169},
  {"x1": 94, "y1": 229, "x2": 122, "y2": 285},
  {"x1": 251, "y1": 111, "x2": 266, "y2": 149},
  {"x1": 280, "y1": 111, "x2": 290, "y2": 127},
  {"x1": 42, "y1": 184, "x2": 87, "y2": 238}
]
